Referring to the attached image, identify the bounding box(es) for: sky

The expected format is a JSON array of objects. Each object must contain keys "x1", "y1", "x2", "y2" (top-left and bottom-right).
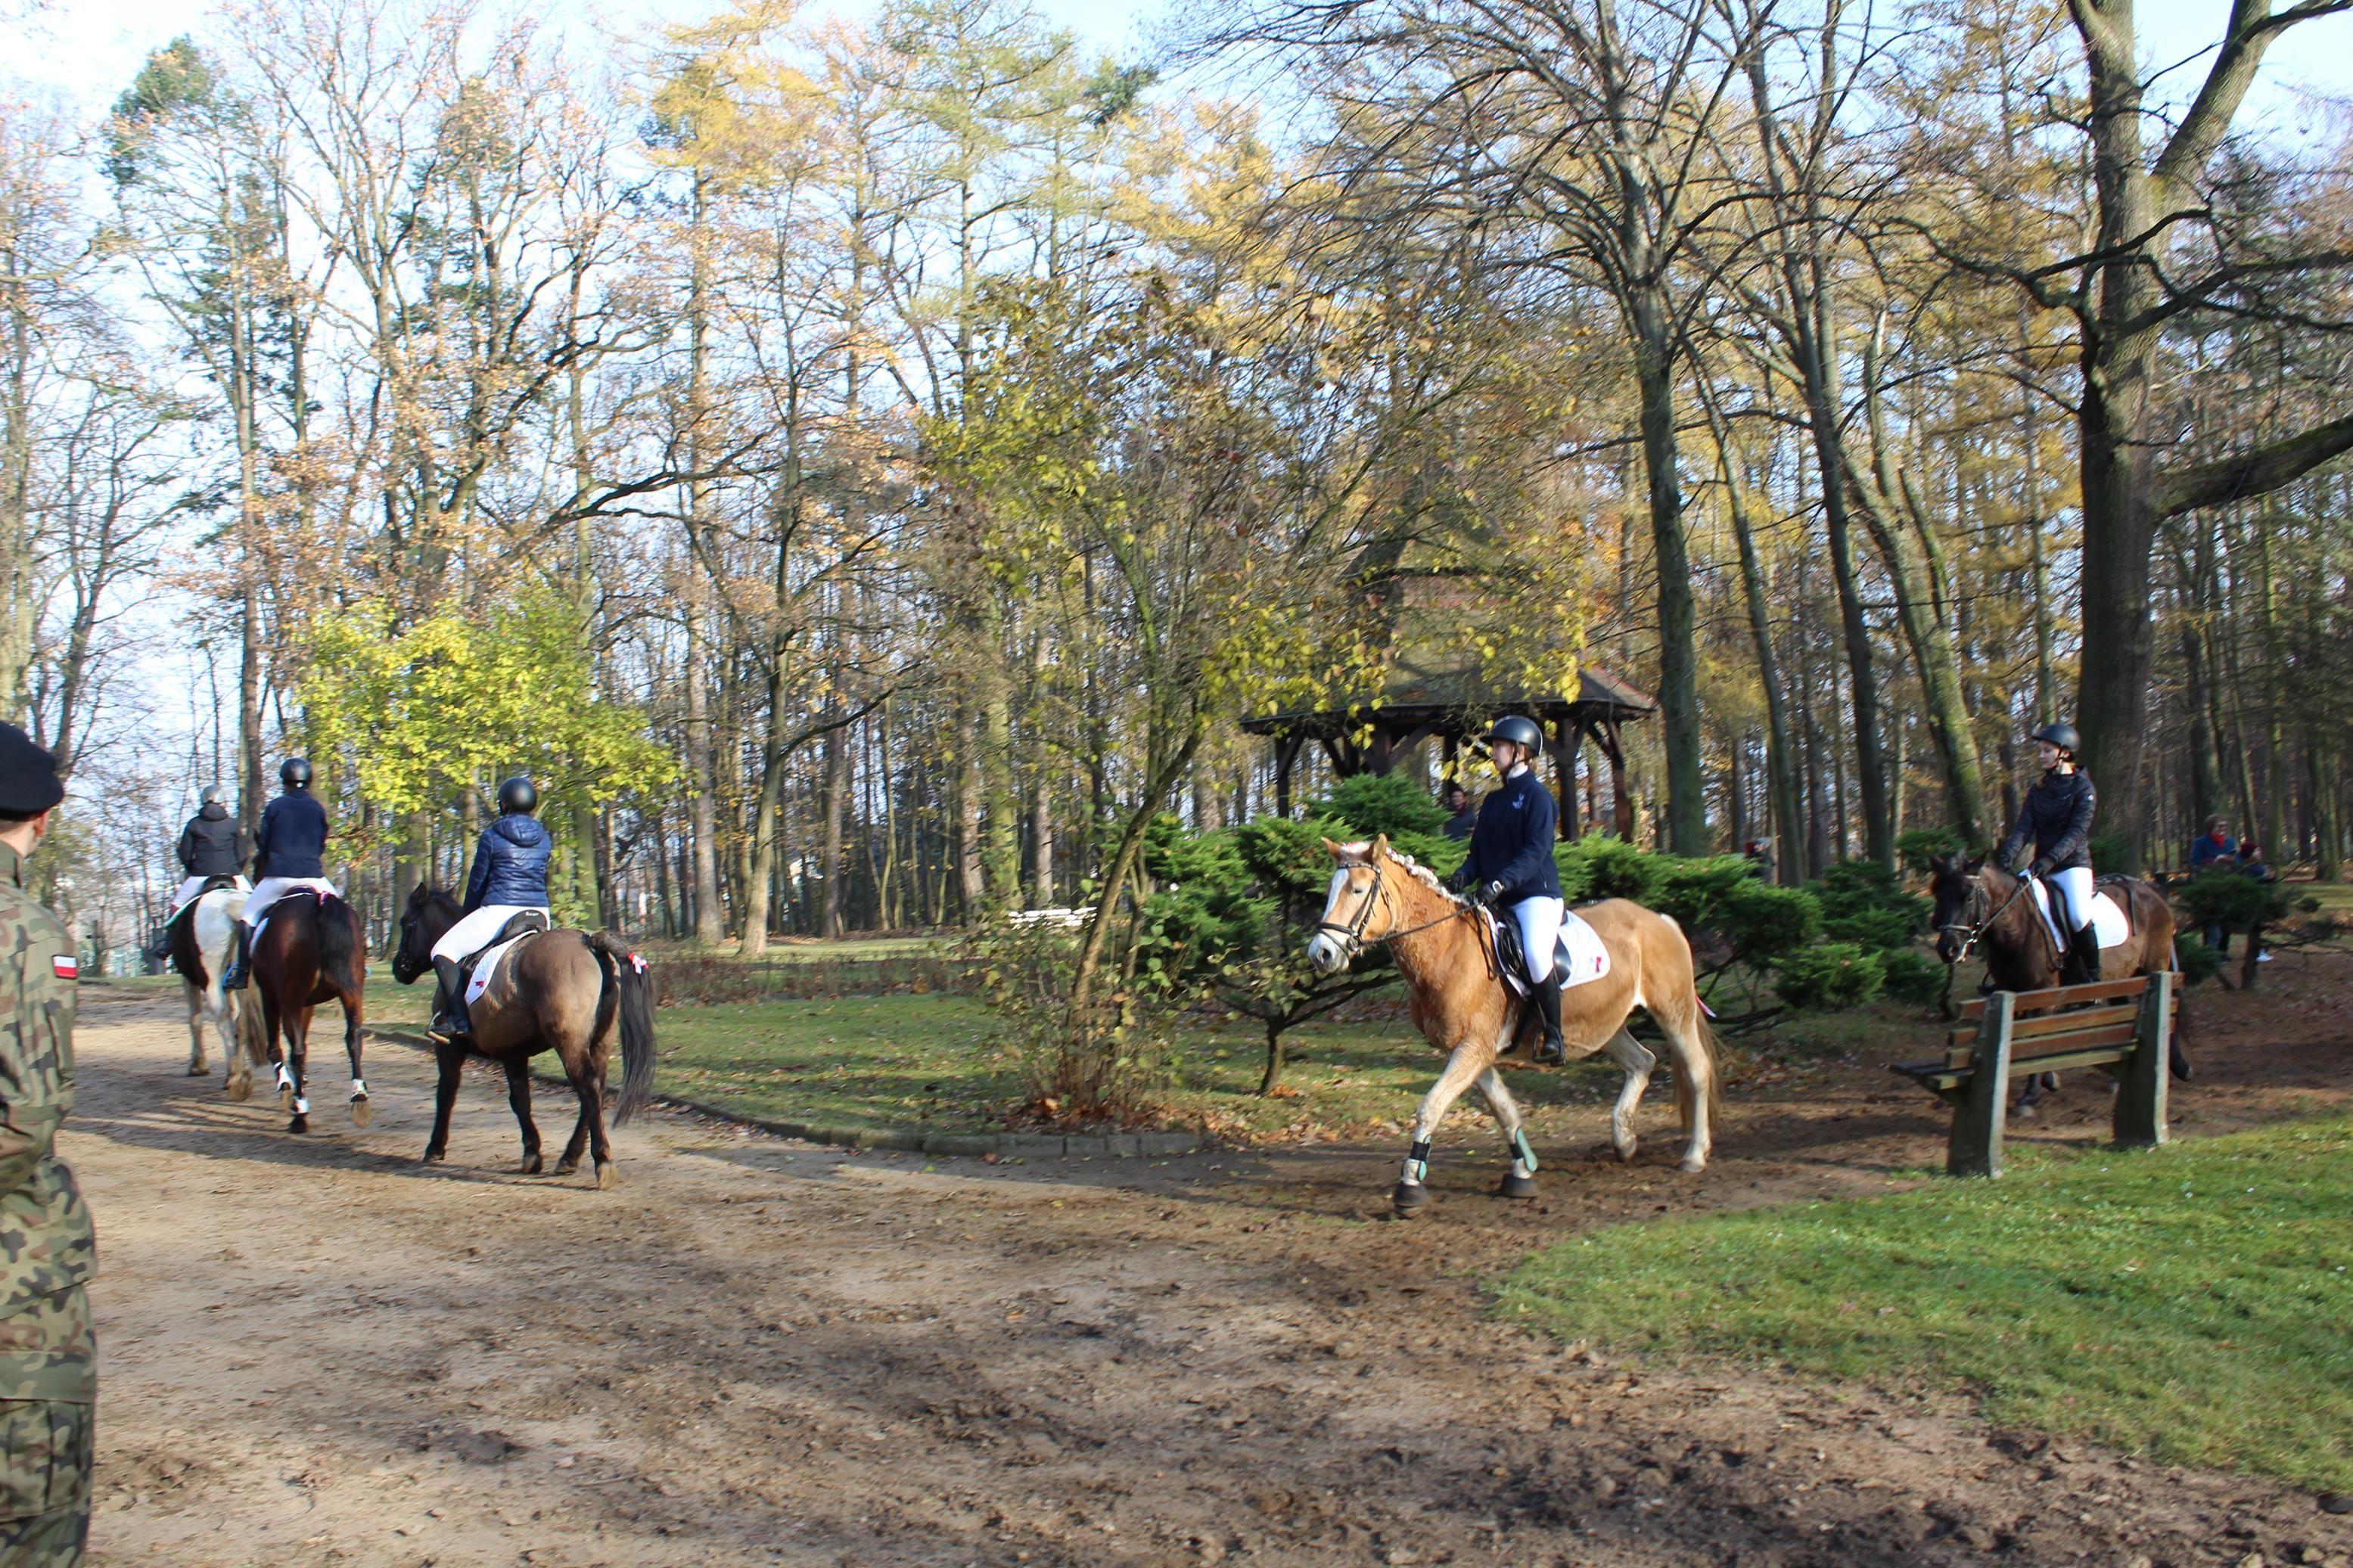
[{"x1": 14, "y1": 0, "x2": 2353, "y2": 129}]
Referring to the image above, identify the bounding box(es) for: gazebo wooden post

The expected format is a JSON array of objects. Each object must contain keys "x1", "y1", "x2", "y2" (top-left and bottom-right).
[
  {"x1": 1368, "y1": 723, "x2": 1394, "y2": 776},
  {"x1": 1551, "y1": 716, "x2": 1576, "y2": 840},
  {"x1": 1604, "y1": 719, "x2": 1633, "y2": 840},
  {"x1": 1274, "y1": 733, "x2": 1304, "y2": 819},
  {"x1": 1441, "y1": 731, "x2": 1459, "y2": 783}
]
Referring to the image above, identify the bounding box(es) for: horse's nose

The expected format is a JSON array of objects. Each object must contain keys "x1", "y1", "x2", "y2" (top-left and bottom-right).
[
  {"x1": 1306, "y1": 935, "x2": 1341, "y2": 973},
  {"x1": 1935, "y1": 933, "x2": 1957, "y2": 962}
]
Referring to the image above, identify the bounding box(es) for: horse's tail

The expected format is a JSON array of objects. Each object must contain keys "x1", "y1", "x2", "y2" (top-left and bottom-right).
[
  {"x1": 315, "y1": 894, "x2": 366, "y2": 995},
  {"x1": 1673, "y1": 995, "x2": 1725, "y2": 1136},
  {"x1": 587, "y1": 932, "x2": 656, "y2": 1125}
]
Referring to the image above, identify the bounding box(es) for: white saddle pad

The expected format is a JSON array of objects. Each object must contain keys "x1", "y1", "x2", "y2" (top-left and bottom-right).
[
  {"x1": 2028, "y1": 879, "x2": 2131, "y2": 951},
  {"x1": 1487, "y1": 907, "x2": 1612, "y2": 993},
  {"x1": 465, "y1": 934, "x2": 531, "y2": 1007}
]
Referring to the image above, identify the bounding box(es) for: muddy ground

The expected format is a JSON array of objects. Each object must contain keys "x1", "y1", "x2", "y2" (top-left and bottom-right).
[{"x1": 73, "y1": 947, "x2": 2353, "y2": 1567}]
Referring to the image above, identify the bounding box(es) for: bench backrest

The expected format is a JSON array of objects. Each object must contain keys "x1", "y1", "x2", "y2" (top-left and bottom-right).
[{"x1": 1946, "y1": 975, "x2": 2177, "y2": 1071}]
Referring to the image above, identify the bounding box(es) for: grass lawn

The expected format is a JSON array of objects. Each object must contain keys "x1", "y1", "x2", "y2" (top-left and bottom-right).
[
  {"x1": 639, "y1": 992, "x2": 1655, "y2": 1141},
  {"x1": 1493, "y1": 1115, "x2": 2353, "y2": 1492}
]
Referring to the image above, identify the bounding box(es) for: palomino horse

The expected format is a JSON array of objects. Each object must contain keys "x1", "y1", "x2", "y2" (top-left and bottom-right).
[
  {"x1": 164, "y1": 883, "x2": 266, "y2": 1098},
  {"x1": 391, "y1": 886, "x2": 654, "y2": 1188},
  {"x1": 249, "y1": 890, "x2": 371, "y2": 1135},
  {"x1": 1308, "y1": 837, "x2": 1721, "y2": 1214},
  {"x1": 1928, "y1": 853, "x2": 2189, "y2": 1113}
]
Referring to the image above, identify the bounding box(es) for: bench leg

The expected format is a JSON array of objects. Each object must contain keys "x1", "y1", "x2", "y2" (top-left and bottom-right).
[
  {"x1": 2114, "y1": 970, "x2": 2171, "y2": 1150},
  {"x1": 1949, "y1": 993, "x2": 2013, "y2": 1178}
]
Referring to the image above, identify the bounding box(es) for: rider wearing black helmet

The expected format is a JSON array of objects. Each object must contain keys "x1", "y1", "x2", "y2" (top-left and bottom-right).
[
  {"x1": 223, "y1": 759, "x2": 334, "y2": 990},
  {"x1": 1996, "y1": 720, "x2": 2101, "y2": 985},
  {"x1": 165, "y1": 783, "x2": 250, "y2": 918},
  {"x1": 429, "y1": 775, "x2": 553, "y2": 1041},
  {"x1": 1450, "y1": 714, "x2": 1568, "y2": 1063}
]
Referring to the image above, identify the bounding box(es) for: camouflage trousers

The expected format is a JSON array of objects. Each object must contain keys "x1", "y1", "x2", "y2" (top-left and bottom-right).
[{"x1": 0, "y1": 1399, "x2": 90, "y2": 1567}]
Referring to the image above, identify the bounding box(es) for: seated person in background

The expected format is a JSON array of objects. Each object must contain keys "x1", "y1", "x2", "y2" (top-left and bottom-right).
[
  {"x1": 1441, "y1": 783, "x2": 1476, "y2": 841},
  {"x1": 2190, "y1": 815, "x2": 2239, "y2": 952},
  {"x1": 2190, "y1": 815, "x2": 2237, "y2": 872}
]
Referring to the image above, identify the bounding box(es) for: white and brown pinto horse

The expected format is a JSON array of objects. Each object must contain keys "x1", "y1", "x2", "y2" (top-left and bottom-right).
[{"x1": 1308, "y1": 837, "x2": 1722, "y2": 1215}]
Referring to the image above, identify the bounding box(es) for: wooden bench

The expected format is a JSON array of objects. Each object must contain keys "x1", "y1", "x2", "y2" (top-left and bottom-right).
[{"x1": 1890, "y1": 972, "x2": 2177, "y2": 1177}]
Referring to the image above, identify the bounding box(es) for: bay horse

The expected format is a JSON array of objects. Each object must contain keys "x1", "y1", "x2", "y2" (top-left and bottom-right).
[
  {"x1": 165, "y1": 883, "x2": 266, "y2": 1098},
  {"x1": 1928, "y1": 853, "x2": 2189, "y2": 1113},
  {"x1": 248, "y1": 889, "x2": 370, "y2": 1135},
  {"x1": 391, "y1": 886, "x2": 654, "y2": 1188},
  {"x1": 1308, "y1": 837, "x2": 1722, "y2": 1215}
]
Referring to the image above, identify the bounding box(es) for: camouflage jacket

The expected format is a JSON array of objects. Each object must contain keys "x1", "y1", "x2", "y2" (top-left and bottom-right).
[{"x1": 0, "y1": 840, "x2": 92, "y2": 1402}]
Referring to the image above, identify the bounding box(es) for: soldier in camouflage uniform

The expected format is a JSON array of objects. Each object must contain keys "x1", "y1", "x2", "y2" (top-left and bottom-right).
[{"x1": 0, "y1": 724, "x2": 92, "y2": 1566}]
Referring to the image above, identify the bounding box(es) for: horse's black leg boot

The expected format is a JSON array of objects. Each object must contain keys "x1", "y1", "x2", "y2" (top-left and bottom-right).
[
  {"x1": 433, "y1": 956, "x2": 471, "y2": 1039},
  {"x1": 220, "y1": 922, "x2": 251, "y2": 991},
  {"x1": 1532, "y1": 972, "x2": 1566, "y2": 1064}
]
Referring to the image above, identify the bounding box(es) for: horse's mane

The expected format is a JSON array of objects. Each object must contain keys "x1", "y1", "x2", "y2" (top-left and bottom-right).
[{"x1": 1335, "y1": 842, "x2": 1462, "y2": 905}]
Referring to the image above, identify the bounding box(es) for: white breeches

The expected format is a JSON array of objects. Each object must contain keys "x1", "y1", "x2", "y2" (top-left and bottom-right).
[
  {"x1": 171, "y1": 874, "x2": 248, "y2": 915},
  {"x1": 2047, "y1": 866, "x2": 2095, "y2": 933},
  {"x1": 432, "y1": 905, "x2": 550, "y2": 965},
  {"x1": 244, "y1": 877, "x2": 337, "y2": 927},
  {"x1": 1509, "y1": 896, "x2": 1565, "y2": 983}
]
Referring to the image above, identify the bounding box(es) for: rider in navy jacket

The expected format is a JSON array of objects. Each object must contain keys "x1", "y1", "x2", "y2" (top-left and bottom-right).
[
  {"x1": 1455, "y1": 765, "x2": 1562, "y2": 905},
  {"x1": 463, "y1": 814, "x2": 553, "y2": 911},
  {"x1": 1996, "y1": 720, "x2": 2100, "y2": 983},
  {"x1": 1450, "y1": 715, "x2": 1568, "y2": 1063},
  {"x1": 253, "y1": 786, "x2": 328, "y2": 880}
]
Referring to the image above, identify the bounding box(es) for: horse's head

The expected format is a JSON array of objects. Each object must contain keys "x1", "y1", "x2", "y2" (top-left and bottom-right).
[
  {"x1": 1307, "y1": 836, "x2": 1396, "y2": 975},
  {"x1": 391, "y1": 883, "x2": 461, "y2": 984},
  {"x1": 1929, "y1": 852, "x2": 1991, "y2": 963}
]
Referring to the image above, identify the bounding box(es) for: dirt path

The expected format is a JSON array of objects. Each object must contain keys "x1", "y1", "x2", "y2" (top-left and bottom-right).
[{"x1": 70, "y1": 967, "x2": 2353, "y2": 1568}]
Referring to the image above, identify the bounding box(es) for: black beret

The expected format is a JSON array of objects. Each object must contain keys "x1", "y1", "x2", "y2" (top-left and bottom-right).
[{"x1": 0, "y1": 723, "x2": 64, "y2": 814}]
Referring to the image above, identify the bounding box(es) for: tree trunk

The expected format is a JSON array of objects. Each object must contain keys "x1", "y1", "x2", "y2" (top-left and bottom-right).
[
  {"x1": 1720, "y1": 446, "x2": 1804, "y2": 885},
  {"x1": 1627, "y1": 290, "x2": 1705, "y2": 852}
]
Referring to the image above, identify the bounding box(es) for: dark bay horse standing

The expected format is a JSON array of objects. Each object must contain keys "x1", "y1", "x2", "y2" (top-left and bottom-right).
[
  {"x1": 249, "y1": 890, "x2": 370, "y2": 1135},
  {"x1": 392, "y1": 886, "x2": 654, "y2": 1188},
  {"x1": 1929, "y1": 853, "x2": 2189, "y2": 1112}
]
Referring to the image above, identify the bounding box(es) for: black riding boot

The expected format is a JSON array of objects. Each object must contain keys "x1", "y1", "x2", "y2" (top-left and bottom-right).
[
  {"x1": 2063, "y1": 926, "x2": 2102, "y2": 987},
  {"x1": 220, "y1": 923, "x2": 251, "y2": 991},
  {"x1": 432, "y1": 956, "x2": 471, "y2": 1042},
  {"x1": 1531, "y1": 972, "x2": 1566, "y2": 1064}
]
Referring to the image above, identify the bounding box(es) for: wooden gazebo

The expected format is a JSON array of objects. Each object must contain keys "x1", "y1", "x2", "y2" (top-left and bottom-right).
[{"x1": 1241, "y1": 570, "x2": 1655, "y2": 837}]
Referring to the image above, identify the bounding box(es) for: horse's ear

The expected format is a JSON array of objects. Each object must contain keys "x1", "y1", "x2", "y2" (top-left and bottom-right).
[
  {"x1": 406, "y1": 882, "x2": 427, "y2": 908},
  {"x1": 1370, "y1": 834, "x2": 1391, "y2": 860},
  {"x1": 1965, "y1": 852, "x2": 1988, "y2": 874},
  {"x1": 1929, "y1": 852, "x2": 1950, "y2": 873},
  {"x1": 1320, "y1": 837, "x2": 1344, "y2": 860}
]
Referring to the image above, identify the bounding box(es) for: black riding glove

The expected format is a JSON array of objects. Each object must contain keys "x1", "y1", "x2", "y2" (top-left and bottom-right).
[{"x1": 2028, "y1": 855, "x2": 2054, "y2": 878}]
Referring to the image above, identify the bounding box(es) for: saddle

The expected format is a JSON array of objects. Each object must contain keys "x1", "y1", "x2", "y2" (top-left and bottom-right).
[{"x1": 455, "y1": 910, "x2": 552, "y2": 993}]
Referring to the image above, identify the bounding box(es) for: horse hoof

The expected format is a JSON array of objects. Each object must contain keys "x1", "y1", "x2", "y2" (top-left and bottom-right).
[
  {"x1": 594, "y1": 1161, "x2": 616, "y2": 1191},
  {"x1": 225, "y1": 1077, "x2": 252, "y2": 1103},
  {"x1": 1391, "y1": 1181, "x2": 1429, "y2": 1215},
  {"x1": 519, "y1": 1153, "x2": 544, "y2": 1175},
  {"x1": 288, "y1": 1115, "x2": 309, "y2": 1135},
  {"x1": 187, "y1": 1062, "x2": 209, "y2": 1077},
  {"x1": 2012, "y1": 1102, "x2": 2037, "y2": 1122},
  {"x1": 1614, "y1": 1139, "x2": 1638, "y2": 1164},
  {"x1": 554, "y1": 1160, "x2": 580, "y2": 1176},
  {"x1": 1498, "y1": 1172, "x2": 1539, "y2": 1201},
  {"x1": 278, "y1": 1084, "x2": 294, "y2": 1112},
  {"x1": 421, "y1": 1149, "x2": 445, "y2": 1165},
  {"x1": 351, "y1": 1098, "x2": 372, "y2": 1129},
  {"x1": 1680, "y1": 1154, "x2": 1707, "y2": 1174}
]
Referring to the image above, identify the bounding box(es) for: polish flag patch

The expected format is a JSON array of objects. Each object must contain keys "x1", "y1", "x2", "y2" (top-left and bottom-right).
[{"x1": 52, "y1": 955, "x2": 76, "y2": 980}]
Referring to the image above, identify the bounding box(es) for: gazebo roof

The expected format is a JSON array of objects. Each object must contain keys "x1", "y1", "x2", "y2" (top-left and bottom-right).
[
  {"x1": 1242, "y1": 570, "x2": 1653, "y2": 739},
  {"x1": 1239, "y1": 663, "x2": 1653, "y2": 739}
]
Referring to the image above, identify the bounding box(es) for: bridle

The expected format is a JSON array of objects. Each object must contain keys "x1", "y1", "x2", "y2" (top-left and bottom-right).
[
  {"x1": 1314, "y1": 861, "x2": 1474, "y2": 960},
  {"x1": 1937, "y1": 868, "x2": 2041, "y2": 965}
]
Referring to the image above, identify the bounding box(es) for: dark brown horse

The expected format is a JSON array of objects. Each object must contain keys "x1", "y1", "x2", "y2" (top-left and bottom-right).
[
  {"x1": 248, "y1": 890, "x2": 370, "y2": 1135},
  {"x1": 391, "y1": 886, "x2": 654, "y2": 1188},
  {"x1": 1928, "y1": 853, "x2": 2190, "y2": 1111}
]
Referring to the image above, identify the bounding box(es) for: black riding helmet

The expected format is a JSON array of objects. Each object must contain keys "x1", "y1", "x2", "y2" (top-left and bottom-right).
[
  {"x1": 2029, "y1": 721, "x2": 2081, "y2": 758},
  {"x1": 280, "y1": 757, "x2": 313, "y2": 789},
  {"x1": 496, "y1": 775, "x2": 539, "y2": 815},
  {"x1": 1483, "y1": 714, "x2": 1545, "y2": 759}
]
